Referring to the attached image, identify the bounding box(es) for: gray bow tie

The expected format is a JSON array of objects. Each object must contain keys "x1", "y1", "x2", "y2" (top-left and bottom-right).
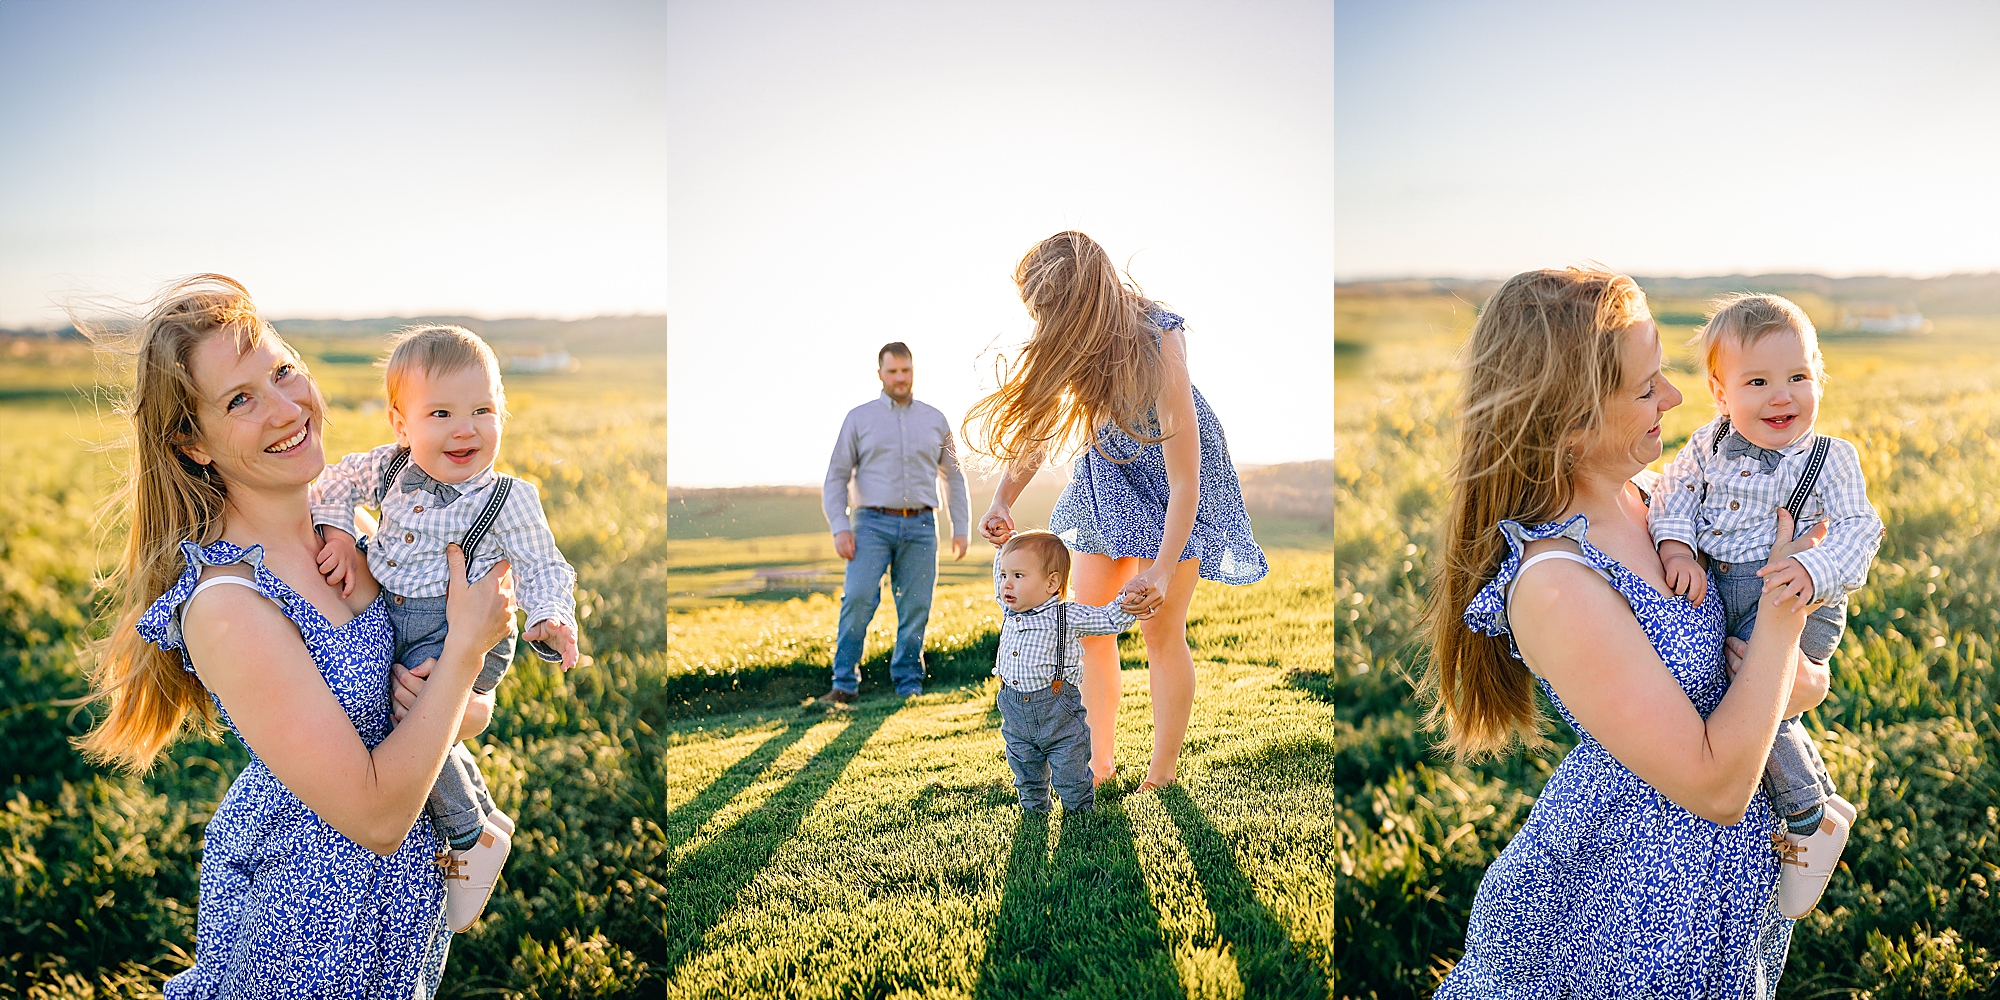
[
  {"x1": 1718, "y1": 431, "x2": 1789, "y2": 473},
  {"x1": 399, "y1": 464, "x2": 464, "y2": 507}
]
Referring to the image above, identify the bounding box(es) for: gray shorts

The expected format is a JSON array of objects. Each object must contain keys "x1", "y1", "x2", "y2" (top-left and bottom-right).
[{"x1": 996, "y1": 679, "x2": 1094, "y2": 814}]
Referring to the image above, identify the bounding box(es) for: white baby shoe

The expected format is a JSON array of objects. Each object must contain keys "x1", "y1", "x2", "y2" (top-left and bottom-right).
[
  {"x1": 1774, "y1": 794, "x2": 1856, "y2": 919},
  {"x1": 440, "y1": 817, "x2": 513, "y2": 932}
]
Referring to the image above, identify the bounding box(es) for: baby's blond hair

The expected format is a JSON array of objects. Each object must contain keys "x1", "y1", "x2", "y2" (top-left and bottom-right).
[
  {"x1": 1693, "y1": 294, "x2": 1824, "y2": 384},
  {"x1": 1000, "y1": 529, "x2": 1072, "y2": 595},
  {"x1": 383, "y1": 325, "x2": 508, "y2": 415}
]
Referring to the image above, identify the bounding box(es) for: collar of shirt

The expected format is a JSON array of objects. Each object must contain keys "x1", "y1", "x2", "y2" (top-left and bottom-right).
[
  {"x1": 877, "y1": 391, "x2": 914, "y2": 411},
  {"x1": 1723, "y1": 423, "x2": 1816, "y2": 457},
  {"x1": 1004, "y1": 595, "x2": 1062, "y2": 619},
  {"x1": 400, "y1": 462, "x2": 499, "y2": 501}
]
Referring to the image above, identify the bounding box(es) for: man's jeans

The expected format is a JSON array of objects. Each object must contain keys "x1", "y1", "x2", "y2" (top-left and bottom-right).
[{"x1": 833, "y1": 508, "x2": 936, "y2": 696}]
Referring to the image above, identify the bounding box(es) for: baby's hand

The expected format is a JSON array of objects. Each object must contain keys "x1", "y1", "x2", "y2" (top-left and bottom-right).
[
  {"x1": 1757, "y1": 555, "x2": 1817, "y2": 612},
  {"x1": 524, "y1": 618, "x2": 581, "y2": 671},
  {"x1": 1658, "y1": 541, "x2": 1707, "y2": 607},
  {"x1": 316, "y1": 527, "x2": 361, "y2": 599}
]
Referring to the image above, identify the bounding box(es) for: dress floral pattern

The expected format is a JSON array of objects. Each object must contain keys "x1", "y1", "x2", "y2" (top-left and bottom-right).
[
  {"x1": 140, "y1": 540, "x2": 451, "y2": 999},
  {"x1": 1048, "y1": 310, "x2": 1268, "y2": 585},
  {"x1": 1435, "y1": 514, "x2": 1794, "y2": 999}
]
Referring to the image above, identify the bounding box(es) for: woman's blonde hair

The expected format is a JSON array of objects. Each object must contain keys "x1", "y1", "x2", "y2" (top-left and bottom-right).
[
  {"x1": 1421, "y1": 268, "x2": 1653, "y2": 759},
  {"x1": 963, "y1": 231, "x2": 1164, "y2": 467},
  {"x1": 74, "y1": 274, "x2": 320, "y2": 772},
  {"x1": 384, "y1": 324, "x2": 508, "y2": 417},
  {"x1": 1693, "y1": 293, "x2": 1824, "y2": 384}
]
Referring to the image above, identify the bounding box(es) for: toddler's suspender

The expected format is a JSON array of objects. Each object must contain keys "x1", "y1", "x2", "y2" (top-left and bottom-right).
[
  {"x1": 1052, "y1": 602, "x2": 1068, "y2": 694},
  {"x1": 1710, "y1": 417, "x2": 1832, "y2": 527},
  {"x1": 460, "y1": 476, "x2": 515, "y2": 558},
  {"x1": 1785, "y1": 437, "x2": 1832, "y2": 526},
  {"x1": 380, "y1": 447, "x2": 412, "y2": 500}
]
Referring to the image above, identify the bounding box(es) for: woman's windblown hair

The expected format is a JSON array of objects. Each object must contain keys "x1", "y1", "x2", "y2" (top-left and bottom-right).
[
  {"x1": 963, "y1": 231, "x2": 1165, "y2": 468},
  {"x1": 73, "y1": 275, "x2": 292, "y2": 772},
  {"x1": 1421, "y1": 267, "x2": 1651, "y2": 759}
]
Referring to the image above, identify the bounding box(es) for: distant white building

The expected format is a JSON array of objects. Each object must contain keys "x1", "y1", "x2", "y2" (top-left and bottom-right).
[
  {"x1": 1836, "y1": 304, "x2": 1930, "y2": 334},
  {"x1": 502, "y1": 348, "x2": 576, "y2": 373}
]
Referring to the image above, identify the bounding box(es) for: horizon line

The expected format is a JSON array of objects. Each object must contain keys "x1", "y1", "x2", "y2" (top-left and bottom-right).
[{"x1": 1335, "y1": 268, "x2": 2000, "y2": 285}]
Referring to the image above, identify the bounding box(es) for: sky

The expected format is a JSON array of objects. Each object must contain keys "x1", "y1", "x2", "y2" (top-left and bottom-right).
[
  {"x1": 1337, "y1": 0, "x2": 2000, "y2": 281},
  {"x1": 666, "y1": 0, "x2": 1334, "y2": 486},
  {"x1": 0, "y1": 0, "x2": 668, "y2": 325}
]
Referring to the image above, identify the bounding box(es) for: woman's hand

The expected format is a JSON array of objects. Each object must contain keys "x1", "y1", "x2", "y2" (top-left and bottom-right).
[
  {"x1": 1759, "y1": 509, "x2": 1827, "y2": 613},
  {"x1": 1119, "y1": 564, "x2": 1170, "y2": 618},
  {"x1": 980, "y1": 500, "x2": 1015, "y2": 545},
  {"x1": 1723, "y1": 637, "x2": 1830, "y2": 718},
  {"x1": 444, "y1": 543, "x2": 515, "y2": 655},
  {"x1": 389, "y1": 658, "x2": 496, "y2": 738}
]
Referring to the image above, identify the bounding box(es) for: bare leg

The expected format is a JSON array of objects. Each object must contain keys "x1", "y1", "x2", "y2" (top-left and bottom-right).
[
  {"x1": 1139, "y1": 558, "x2": 1203, "y2": 787},
  {"x1": 1069, "y1": 553, "x2": 1146, "y2": 783}
]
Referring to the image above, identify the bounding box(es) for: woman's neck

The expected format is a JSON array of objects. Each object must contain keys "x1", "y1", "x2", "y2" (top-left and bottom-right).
[
  {"x1": 221, "y1": 484, "x2": 319, "y2": 551},
  {"x1": 1564, "y1": 463, "x2": 1641, "y2": 521}
]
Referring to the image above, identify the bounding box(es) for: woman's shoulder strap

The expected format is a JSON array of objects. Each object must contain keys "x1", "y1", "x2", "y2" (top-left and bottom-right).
[
  {"x1": 136, "y1": 540, "x2": 287, "y2": 654},
  {"x1": 1463, "y1": 515, "x2": 1593, "y2": 641}
]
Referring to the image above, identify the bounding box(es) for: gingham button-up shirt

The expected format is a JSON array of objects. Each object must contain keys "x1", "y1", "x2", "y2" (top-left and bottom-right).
[
  {"x1": 993, "y1": 590, "x2": 1137, "y2": 692},
  {"x1": 309, "y1": 442, "x2": 577, "y2": 628},
  {"x1": 1650, "y1": 416, "x2": 1884, "y2": 605}
]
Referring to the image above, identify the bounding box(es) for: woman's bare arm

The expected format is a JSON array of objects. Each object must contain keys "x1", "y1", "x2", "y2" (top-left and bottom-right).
[
  {"x1": 1152, "y1": 329, "x2": 1201, "y2": 572},
  {"x1": 981, "y1": 461, "x2": 1039, "y2": 544},
  {"x1": 183, "y1": 545, "x2": 511, "y2": 855}
]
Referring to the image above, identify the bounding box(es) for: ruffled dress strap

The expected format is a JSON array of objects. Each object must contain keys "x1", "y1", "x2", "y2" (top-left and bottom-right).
[
  {"x1": 136, "y1": 541, "x2": 293, "y2": 671},
  {"x1": 1462, "y1": 514, "x2": 1633, "y2": 662}
]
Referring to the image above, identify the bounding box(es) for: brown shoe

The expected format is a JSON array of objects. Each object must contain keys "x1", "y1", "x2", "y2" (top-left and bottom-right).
[{"x1": 813, "y1": 689, "x2": 857, "y2": 708}]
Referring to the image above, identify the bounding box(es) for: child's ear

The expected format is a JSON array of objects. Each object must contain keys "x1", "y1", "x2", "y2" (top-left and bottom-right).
[
  {"x1": 387, "y1": 405, "x2": 410, "y2": 447},
  {"x1": 1707, "y1": 374, "x2": 1727, "y2": 414}
]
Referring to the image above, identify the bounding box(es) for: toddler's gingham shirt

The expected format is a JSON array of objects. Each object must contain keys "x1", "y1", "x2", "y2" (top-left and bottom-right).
[
  {"x1": 1650, "y1": 416, "x2": 1884, "y2": 605},
  {"x1": 993, "y1": 585, "x2": 1138, "y2": 692},
  {"x1": 309, "y1": 442, "x2": 577, "y2": 629}
]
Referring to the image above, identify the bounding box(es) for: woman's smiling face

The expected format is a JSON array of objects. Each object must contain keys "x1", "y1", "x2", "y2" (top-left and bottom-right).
[
  {"x1": 180, "y1": 330, "x2": 325, "y2": 489},
  {"x1": 1574, "y1": 319, "x2": 1682, "y2": 476}
]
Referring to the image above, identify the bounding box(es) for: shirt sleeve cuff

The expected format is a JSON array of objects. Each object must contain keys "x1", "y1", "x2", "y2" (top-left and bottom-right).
[{"x1": 1650, "y1": 518, "x2": 1699, "y2": 549}]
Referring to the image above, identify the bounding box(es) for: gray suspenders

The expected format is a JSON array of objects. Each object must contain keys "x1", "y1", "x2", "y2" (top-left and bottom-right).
[
  {"x1": 1709, "y1": 417, "x2": 1832, "y2": 526},
  {"x1": 377, "y1": 448, "x2": 560, "y2": 662},
  {"x1": 1051, "y1": 601, "x2": 1069, "y2": 695}
]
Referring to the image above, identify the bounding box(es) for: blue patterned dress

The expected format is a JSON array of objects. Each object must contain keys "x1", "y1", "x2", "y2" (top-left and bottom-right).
[
  {"x1": 1435, "y1": 513, "x2": 1794, "y2": 999},
  {"x1": 139, "y1": 541, "x2": 452, "y2": 999},
  {"x1": 1048, "y1": 310, "x2": 1268, "y2": 585}
]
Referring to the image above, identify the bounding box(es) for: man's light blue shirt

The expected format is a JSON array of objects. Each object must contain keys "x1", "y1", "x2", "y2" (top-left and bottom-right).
[{"x1": 823, "y1": 392, "x2": 971, "y2": 536}]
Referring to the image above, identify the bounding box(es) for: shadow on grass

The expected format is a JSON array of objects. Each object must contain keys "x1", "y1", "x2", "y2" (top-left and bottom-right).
[
  {"x1": 663, "y1": 707, "x2": 894, "y2": 978},
  {"x1": 975, "y1": 805, "x2": 1183, "y2": 1000},
  {"x1": 665, "y1": 717, "x2": 819, "y2": 850},
  {"x1": 1158, "y1": 785, "x2": 1331, "y2": 999},
  {"x1": 1282, "y1": 668, "x2": 1334, "y2": 705}
]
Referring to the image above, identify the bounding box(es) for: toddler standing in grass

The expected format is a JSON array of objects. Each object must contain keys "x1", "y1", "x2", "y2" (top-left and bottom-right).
[
  {"x1": 1649, "y1": 294, "x2": 1884, "y2": 918},
  {"x1": 992, "y1": 530, "x2": 1143, "y2": 814},
  {"x1": 310, "y1": 325, "x2": 581, "y2": 932}
]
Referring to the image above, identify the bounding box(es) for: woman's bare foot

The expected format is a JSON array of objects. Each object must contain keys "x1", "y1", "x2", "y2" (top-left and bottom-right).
[
  {"x1": 1092, "y1": 763, "x2": 1117, "y2": 788},
  {"x1": 1138, "y1": 769, "x2": 1177, "y2": 792}
]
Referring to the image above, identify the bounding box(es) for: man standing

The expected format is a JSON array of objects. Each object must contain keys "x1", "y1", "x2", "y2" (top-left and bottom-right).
[{"x1": 817, "y1": 342, "x2": 970, "y2": 704}]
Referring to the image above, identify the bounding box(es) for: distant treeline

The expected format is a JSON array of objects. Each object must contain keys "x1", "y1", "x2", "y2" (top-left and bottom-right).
[
  {"x1": 1, "y1": 314, "x2": 667, "y2": 355},
  {"x1": 1337, "y1": 272, "x2": 2000, "y2": 317}
]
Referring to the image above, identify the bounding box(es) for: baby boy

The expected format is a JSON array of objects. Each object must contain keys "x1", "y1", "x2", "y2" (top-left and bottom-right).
[
  {"x1": 309, "y1": 325, "x2": 579, "y2": 932},
  {"x1": 1649, "y1": 294, "x2": 1883, "y2": 919},
  {"x1": 993, "y1": 530, "x2": 1140, "y2": 815}
]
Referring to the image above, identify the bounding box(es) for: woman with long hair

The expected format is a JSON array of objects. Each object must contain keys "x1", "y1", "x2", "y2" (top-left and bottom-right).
[
  {"x1": 75, "y1": 275, "x2": 514, "y2": 995},
  {"x1": 966, "y1": 231, "x2": 1267, "y2": 792},
  {"x1": 1425, "y1": 268, "x2": 1829, "y2": 995}
]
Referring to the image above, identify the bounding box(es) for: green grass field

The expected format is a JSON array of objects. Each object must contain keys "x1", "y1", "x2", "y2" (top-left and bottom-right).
[
  {"x1": 0, "y1": 327, "x2": 670, "y2": 997},
  {"x1": 664, "y1": 459, "x2": 1334, "y2": 997},
  {"x1": 1335, "y1": 286, "x2": 2000, "y2": 999},
  {"x1": 662, "y1": 551, "x2": 1336, "y2": 998}
]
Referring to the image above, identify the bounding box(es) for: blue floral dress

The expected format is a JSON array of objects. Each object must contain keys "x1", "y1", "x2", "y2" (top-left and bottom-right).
[
  {"x1": 140, "y1": 540, "x2": 452, "y2": 1000},
  {"x1": 1435, "y1": 513, "x2": 1794, "y2": 999},
  {"x1": 1049, "y1": 310, "x2": 1268, "y2": 585}
]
